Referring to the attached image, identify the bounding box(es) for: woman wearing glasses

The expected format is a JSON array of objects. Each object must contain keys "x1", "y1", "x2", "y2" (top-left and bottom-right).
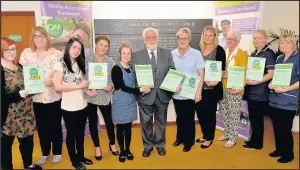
[
  {"x1": 19, "y1": 26, "x2": 64, "y2": 165},
  {"x1": 1, "y1": 37, "x2": 42, "y2": 169}
]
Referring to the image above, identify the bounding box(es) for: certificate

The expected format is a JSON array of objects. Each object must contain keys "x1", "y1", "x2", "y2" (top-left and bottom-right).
[
  {"x1": 204, "y1": 60, "x2": 222, "y2": 81},
  {"x1": 227, "y1": 66, "x2": 245, "y2": 89},
  {"x1": 23, "y1": 65, "x2": 45, "y2": 94},
  {"x1": 246, "y1": 57, "x2": 266, "y2": 81},
  {"x1": 88, "y1": 63, "x2": 108, "y2": 89},
  {"x1": 179, "y1": 74, "x2": 200, "y2": 100},
  {"x1": 160, "y1": 69, "x2": 185, "y2": 92},
  {"x1": 135, "y1": 65, "x2": 154, "y2": 87},
  {"x1": 272, "y1": 64, "x2": 293, "y2": 88}
]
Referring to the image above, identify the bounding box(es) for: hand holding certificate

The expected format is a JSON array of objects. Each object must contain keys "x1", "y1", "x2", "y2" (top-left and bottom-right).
[
  {"x1": 246, "y1": 57, "x2": 266, "y2": 81},
  {"x1": 23, "y1": 65, "x2": 45, "y2": 94},
  {"x1": 179, "y1": 74, "x2": 200, "y2": 100},
  {"x1": 88, "y1": 63, "x2": 108, "y2": 89},
  {"x1": 227, "y1": 66, "x2": 245, "y2": 89},
  {"x1": 160, "y1": 69, "x2": 185, "y2": 92},
  {"x1": 204, "y1": 60, "x2": 222, "y2": 81},
  {"x1": 272, "y1": 64, "x2": 293, "y2": 88},
  {"x1": 135, "y1": 65, "x2": 154, "y2": 87}
]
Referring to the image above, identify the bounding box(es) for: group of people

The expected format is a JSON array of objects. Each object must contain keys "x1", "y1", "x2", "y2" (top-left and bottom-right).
[{"x1": 1, "y1": 19, "x2": 299, "y2": 170}]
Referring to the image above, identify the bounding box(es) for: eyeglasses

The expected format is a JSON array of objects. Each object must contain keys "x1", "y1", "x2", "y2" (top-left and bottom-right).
[
  {"x1": 4, "y1": 48, "x2": 17, "y2": 53},
  {"x1": 34, "y1": 34, "x2": 47, "y2": 40},
  {"x1": 227, "y1": 38, "x2": 237, "y2": 41},
  {"x1": 177, "y1": 37, "x2": 189, "y2": 41}
]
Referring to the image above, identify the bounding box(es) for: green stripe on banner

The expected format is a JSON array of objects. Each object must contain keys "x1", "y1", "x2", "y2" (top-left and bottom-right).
[{"x1": 215, "y1": 1, "x2": 258, "y2": 8}]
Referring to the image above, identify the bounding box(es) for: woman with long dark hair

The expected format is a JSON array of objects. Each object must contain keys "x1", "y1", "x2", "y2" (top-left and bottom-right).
[{"x1": 53, "y1": 38, "x2": 92, "y2": 170}]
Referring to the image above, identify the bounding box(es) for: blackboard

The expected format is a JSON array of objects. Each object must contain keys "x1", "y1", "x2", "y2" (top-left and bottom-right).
[{"x1": 94, "y1": 19, "x2": 213, "y2": 61}]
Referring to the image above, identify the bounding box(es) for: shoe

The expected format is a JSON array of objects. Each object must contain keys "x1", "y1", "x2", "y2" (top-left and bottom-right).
[
  {"x1": 183, "y1": 145, "x2": 192, "y2": 152},
  {"x1": 269, "y1": 150, "x2": 281, "y2": 158},
  {"x1": 79, "y1": 157, "x2": 93, "y2": 165},
  {"x1": 25, "y1": 164, "x2": 42, "y2": 170},
  {"x1": 196, "y1": 138, "x2": 206, "y2": 143},
  {"x1": 217, "y1": 136, "x2": 228, "y2": 141},
  {"x1": 277, "y1": 156, "x2": 294, "y2": 163},
  {"x1": 125, "y1": 150, "x2": 134, "y2": 160},
  {"x1": 224, "y1": 141, "x2": 236, "y2": 148},
  {"x1": 172, "y1": 141, "x2": 182, "y2": 147},
  {"x1": 157, "y1": 148, "x2": 166, "y2": 156},
  {"x1": 119, "y1": 152, "x2": 126, "y2": 163},
  {"x1": 95, "y1": 147, "x2": 102, "y2": 161},
  {"x1": 109, "y1": 144, "x2": 120, "y2": 156},
  {"x1": 72, "y1": 162, "x2": 86, "y2": 170},
  {"x1": 52, "y1": 155, "x2": 62, "y2": 164},
  {"x1": 36, "y1": 155, "x2": 50, "y2": 165},
  {"x1": 142, "y1": 148, "x2": 153, "y2": 157},
  {"x1": 200, "y1": 141, "x2": 213, "y2": 149},
  {"x1": 242, "y1": 144, "x2": 262, "y2": 150}
]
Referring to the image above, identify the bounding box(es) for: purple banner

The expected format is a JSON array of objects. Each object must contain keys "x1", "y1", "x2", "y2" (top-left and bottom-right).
[
  {"x1": 216, "y1": 100, "x2": 251, "y2": 140},
  {"x1": 41, "y1": 1, "x2": 92, "y2": 19},
  {"x1": 216, "y1": 2, "x2": 260, "y2": 16},
  {"x1": 232, "y1": 17, "x2": 259, "y2": 34}
]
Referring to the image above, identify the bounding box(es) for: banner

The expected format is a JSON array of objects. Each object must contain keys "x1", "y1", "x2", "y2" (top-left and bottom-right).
[
  {"x1": 214, "y1": 1, "x2": 262, "y2": 141},
  {"x1": 214, "y1": 1, "x2": 261, "y2": 55},
  {"x1": 40, "y1": 1, "x2": 100, "y2": 141}
]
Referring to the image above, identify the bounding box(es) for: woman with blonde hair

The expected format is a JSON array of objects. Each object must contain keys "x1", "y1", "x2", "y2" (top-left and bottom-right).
[
  {"x1": 268, "y1": 34, "x2": 299, "y2": 163},
  {"x1": 19, "y1": 26, "x2": 63, "y2": 165},
  {"x1": 195, "y1": 26, "x2": 226, "y2": 148}
]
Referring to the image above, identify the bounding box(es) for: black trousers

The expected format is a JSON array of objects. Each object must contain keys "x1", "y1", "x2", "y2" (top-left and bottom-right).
[
  {"x1": 33, "y1": 100, "x2": 62, "y2": 156},
  {"x1": 62, "y1": 108, "x2": 88, "y2": 164},
  {"x1": 1, "y1": 134, "x2": 34, "y2": 169},
  {"x1": 247, "y1": 99, "x2": 268, "y2": 148},
  {"x1": 86, "y1": 102, "x2": 115, "y2": 147},
  {"x1": 116, "y1": 122, "x2": 132, "y2": 153},
  {"x1": 173, "y1": 99, "x2": 196, "y2": 147},
  {"x1": 195, "y1": 90, "x2": 218, "y2": 141},
  {"x1": 269, "y1": 106, "x2": 296, "y2": 158}
]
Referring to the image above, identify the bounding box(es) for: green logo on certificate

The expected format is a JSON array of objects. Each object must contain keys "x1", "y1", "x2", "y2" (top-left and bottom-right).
[
  {"x1": 188, "y1": 77, "x2": 196, "y2": 88},
  {"x1": 252, "y1": 59, "x2": 261, "y2": 70},
  {"x1": 29, "y1": 68, "x2": 40, "y2": 80},
  {"x1": 45, "y1": 19, "x2": 63, "y2": 37},
  {"x1": 93, "y1": 65, "x2": 104, "y2": 76},
  {"x1": 210, "y1": 63, "x2": 218, "y2": 72}
]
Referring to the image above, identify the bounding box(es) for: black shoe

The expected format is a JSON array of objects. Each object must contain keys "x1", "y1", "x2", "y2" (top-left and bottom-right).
[
  {"x1": 125, "y1": 150, "x2": 134, "y2": 160},
  {"x1": 25, "y1": 164, "x2": 43, "y2": 170},
  {"x1": 157, "y1": 148, "x2": 166, "y2": 156},
  {"x1": 95, "y1": 155, "x2": 102, "y2": 161},
  {"x1": 72, "y1": 162, "x2": 86, "y2": 170},
  {"x1": 119, "y1": 152, "x2": 126, "y2": 163},
  {"x1": 79, "y1": 157, "x2": 93, "y2": 165},
  {"x1": 277, "y1": 156, "x2": 294, "y2": 163},
  {"x1": 183, "y1": 145, "x2": 192, "y2": 152},
  {"x1": 142, "y1": 148, "x2": 153, "y2": 157},
  {"x1": 196, "y1": 138, "x2": 205, "y2": 143},
  {"x1": 269, "y1": 150, "x2": 281, "y2": 158},
  {"x1": 200, "y1": 141, "x2": 213, "y2": 149},
  {"x1": 109, "y1": 144, "x2": 120, "y2": 156},
  {"x1": 172, "y1": 141, "x2": 182, "y2": 147},
  {"x1": 242, "y1": 144, "x2": 262, "y2": 150}
]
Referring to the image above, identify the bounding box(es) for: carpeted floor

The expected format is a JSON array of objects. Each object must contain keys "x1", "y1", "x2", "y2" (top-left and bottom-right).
[{"x1": 11, "y1": 116, "x2": 299, "y2": 169}]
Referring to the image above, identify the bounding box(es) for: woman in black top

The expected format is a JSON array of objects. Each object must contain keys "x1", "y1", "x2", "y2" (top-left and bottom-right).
[{"x1": 195, "y1": 26, "x2": 226, "y2": 148}]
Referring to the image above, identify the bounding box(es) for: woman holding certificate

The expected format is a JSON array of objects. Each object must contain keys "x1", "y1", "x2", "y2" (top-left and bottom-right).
[
  {"x1": 1, "y1": 37, "x2": 42, "y2": 169},
  {"x1": 53, "y1": 38, "x2": 92, "y2": 169},
  {"x1": 243, "y1": 30, "x2": 275, "y2": 150},
  {"x1": 19, "y1": 26, "x2": 64, "y2": 165},
  {"x1": 171, "y1": 28, "x2": 205, "y2": 152},
  {"x1": 111, "y1": 42, "x2": 150, "y2": 162},
  {"x1": 195, "y1": 26, "x2": 226, "y2": 149},
  {"x1": 84, "y1": 35, "x2": 119, "y2": 160},
  {"x1": 217, "y1": 30, "x2": 248, "y2": 148},
  {"x1": 268, "y1": 34, "x2": 299, "y2": 163}
]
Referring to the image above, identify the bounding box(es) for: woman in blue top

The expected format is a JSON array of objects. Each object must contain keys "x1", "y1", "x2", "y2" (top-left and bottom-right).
[
  {"x1": 111, "y1": 42, "x2": 150, "y2": 162},
  {"x1": 268, "y1": 34, "x2": 299, "y2": 163}
]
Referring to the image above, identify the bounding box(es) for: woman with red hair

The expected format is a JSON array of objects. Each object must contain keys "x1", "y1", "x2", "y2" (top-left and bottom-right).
[{"x1": 1, "y1": 37, "x2": 42, "y2": 169}]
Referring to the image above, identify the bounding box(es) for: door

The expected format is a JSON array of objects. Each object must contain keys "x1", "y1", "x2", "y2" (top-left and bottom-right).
[{"x1": 1, "y1": 11, "x2": 36, "y2": 63}]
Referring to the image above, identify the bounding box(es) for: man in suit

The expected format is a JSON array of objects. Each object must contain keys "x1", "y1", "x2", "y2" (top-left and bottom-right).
[{"x1": 132, "y1": 27, "x2": 175, "y2": 157}]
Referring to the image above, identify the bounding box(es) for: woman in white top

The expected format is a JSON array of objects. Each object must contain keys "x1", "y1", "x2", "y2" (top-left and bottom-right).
[
  {"x1": 53, "y1": 38, "x2": 92, "y2": 170},
  {"x1": 19, "y1": 26, "x2": 63, "y2": 165}
]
